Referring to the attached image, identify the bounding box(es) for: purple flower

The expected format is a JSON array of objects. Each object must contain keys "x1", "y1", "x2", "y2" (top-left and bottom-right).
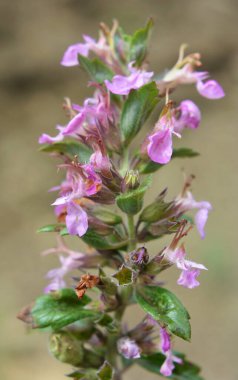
[
  {"x1": 65, "y1": 201, "x2": 88, "y2": 237},
  {"x1": 177, "y1": 268, "x2": 201, "y2": 289},
  {"x1": 196, "y1": 80, "x2": 225, "y2": 99},
  {"x1": 105, "y1": 63, "x2": 153, "y2": 95},
  {"x1": 147, "y1": 128, "x2": 173, "y2": 164},
  {"x1": 173, "y1": 100, "x2": 201, "y2": 133},
  {"x1": 160, "y1": 351, "x2": 182, "y2": 377},
  {"x1": 61, "y1": 34, "x2": 111, "y2": 67},
  {"x1": 159, "y1": 327, "x2": 182, "y2": 377},
  {"x1": 117, "y1": 337, "x2": 141, "y2": 359},
  {"x1": 164, "y1": 244, "x2": 207, "y2": 289},
  {"x1": 176, "y1": 191, "x2": 212, "y2": 239},
  {"x1": 38, "y1": 125, "x2": 65, "y2": 145},
  {"x1": 44, "y1": 251, "x2": 85, "y2": 293},
  {"x1": 160, "y1": 327, "x2": 171, "y2": 353}
]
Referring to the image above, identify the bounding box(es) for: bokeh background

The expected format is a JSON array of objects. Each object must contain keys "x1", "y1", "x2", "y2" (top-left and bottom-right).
[{"x1": 0, "y1": 0, "x2": 237, "y2": 379}]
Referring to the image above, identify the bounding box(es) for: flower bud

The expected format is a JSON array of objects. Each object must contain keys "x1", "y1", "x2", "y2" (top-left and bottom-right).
[
  {"x1": 121, "y1": 170, "x2": 140, "y2": 192},
  {"x1": 49, "y1": 331, "x2": 84, "y2": 366},
  {"x1": 130, "y1": 247, "x2": 149, "y2": 265}
]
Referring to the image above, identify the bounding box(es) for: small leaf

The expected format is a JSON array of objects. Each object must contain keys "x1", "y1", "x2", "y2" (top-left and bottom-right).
[
  {"x1": 129, "y1": 18, "x2": 154, "y2": 66},
  {"x1": 135, "y1": 286, "x2": 191, "y2": 341},
  {"x1": 37, "y1": 223, "x2": 66, "y2": 233},
  {"x1": 112, "y1": 265, "x2": 135, "y2": 286},
  {"x1": 97, "y1": 361, "x2": 114, "y2": 380},
  {"x1": 67, "y1": 370, "x2": 97, "y2": 380},
  {"x1": 81, "y1": 229, "x2": 127, "y2": 250},
  {"x1": 138, "y1": 352, "x2": 204, "y2": 380},
  {"x1": 32, "y1": 288, "x2": 100, "y2": 330},
  {"x1": 173, "y1": 148, "x2": 200, "y2": 159},
  {"x1": 116, "y1": 176, "x2": 151, "y2": 215},
  {"x1": 39, "y1": 141, "x2": 92, "y2": 162},
  {"x1": 138, "y1": 148, "x2": 200, "y2": 174},
  {"x1": 93, "y1": 208, "x2": 123, "y2": 225},
  {"x1": 78, "y1": 55, "x2": 114, "y2": 83},
  {"x1": 120, "y1": 82, "x2": 159, "y2": 145}
]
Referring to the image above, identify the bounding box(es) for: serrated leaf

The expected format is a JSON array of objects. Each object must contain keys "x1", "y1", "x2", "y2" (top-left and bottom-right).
[
  {"x1": 39, "y1": 141, "x2": 92, "y2": 162},
  {"x1": 138, "y1": 148, "x2": 200, "y2": 174},
  {"x1": 78, "y1": 55, "x2": 114, "y2": 83},
  {"x1": 112, "y1": 265, "x2": 135, "y2": 286},
  {"x1": 116, "y1": 176, "x2": 151, "y2": 215},
  {"x1": 32, "y1": 288, "x2": 100, "y2": 330},
  {"x1": 120, "y1": 82, "x2": 159, "y2": 145},
  {"x1": 97, "y1": 361, "x2": 114, "y2": 380},
  {"x1": 37, "y1": 223, "x2": 66, "y2": 233},
  {"x1": 135, "y1": 286, "x2": 191, "y2": 341},
  {"x1": 138, "y1": 352, "x2": 204, "y2": 380},
  {"x1": 129, "y1": 18, "x2": 154, "y2": 66}
]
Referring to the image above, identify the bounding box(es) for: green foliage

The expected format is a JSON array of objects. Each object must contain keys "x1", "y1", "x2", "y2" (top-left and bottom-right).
[
  {"x1": 129, "y1": 18, "x2": 154, "y2": 66},
  {"x1": 37, "y1": 223, "x2": 66, "y2": 233},
  {"x1": 81, "y1": 228, "x2": 127, "y2": 250},
  {"x1": 78, "y1": 55, "x2": 114, "y2": 83},
  {"x1": 97, "y1": 361, "x2": 114, "y2": 380},
  {"x1": 116, "y1": 176, "x2": 151, "y2": 215},
  {"x1": 120, "y1": 82, "x2": 159, "y2": 145},
  {"x1": 135, "y1": 286, "x2": 191, "y2": 341},
  {"x1": 39, "y1": 141, "x2": 92, "y2": 162},
  {"x1": 138, "y1": 352, "x2": 204, "y2": 380},
  {"x1": 138, "y1": 148, "x2": 200, "y2": 174},
  {"x1": 32, "y1": 289, "x2": 100, "y2": 330}
]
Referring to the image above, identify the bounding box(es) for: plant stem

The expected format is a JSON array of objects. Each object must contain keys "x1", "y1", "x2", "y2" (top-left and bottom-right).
[{"x1": 127, "y1": 214, "x2": 136, "y2": 251}]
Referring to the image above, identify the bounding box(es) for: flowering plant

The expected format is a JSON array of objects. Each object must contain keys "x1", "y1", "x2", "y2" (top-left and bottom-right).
[{"x1": 18, "y1": 20, "x2": 224, "y2": 380}]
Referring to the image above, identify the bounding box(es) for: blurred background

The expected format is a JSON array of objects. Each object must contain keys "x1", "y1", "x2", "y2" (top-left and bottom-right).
[{"x1": 0, "y1": 0, "x2": 237, "y2": 379}]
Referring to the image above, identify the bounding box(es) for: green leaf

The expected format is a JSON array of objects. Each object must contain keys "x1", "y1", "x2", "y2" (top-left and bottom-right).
[
  {"x1": 37, "y1": 223, "x2": 66, "y2": 233},
  {"x1": 78, "y1": 55, "x2": 114, "y2": 83},
  {"x1": 120, "y1": 82, "x2": 159, "y2": 145},
  {"x1": 138, "y1": 352, "x2": 204, "y2": 380},
  {"x1": 112, "y1": 265, "x2": 135, "y2": 286},
  {"x1": 135, "y1": 286, "x2": 191, "y2": 341},
  {"x1": 81, "y1": 229, "x2": 127, "y2": 250},
  {"x1": 97, "y1": 361, "x2": 114, "y2": 380},
  {"x1": 32, "y1": 288, "x2": 100, "y2": 330},
  {"x1": 67, "y1": 370, "x2": 97, "y2": 380},
  {"x1": 173, "y1": 148, "x2": 200, "y2": 159},
  {"x1": 138, "y1": 148, "x2": 200, "y2": 174},
  {"x1": 116, "y1": 176, "x2": 151, "y2": 215},
  {"x1": 129, "y1": 18, "x2": 154, "y2": 66},
  {"x1": 39, "y1": 141, "x2": 92, "y2": 162},
  {"x1": 99, "y1": 268, "x2": 118, "y2": 295},
  {"x1": 93, "y1": 208, "x2": 123, "y2": 225}
]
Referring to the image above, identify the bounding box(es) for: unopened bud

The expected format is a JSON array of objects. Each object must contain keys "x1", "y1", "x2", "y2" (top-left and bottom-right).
[
  {"x1": 130, "y1": 247, "x2": 149, "y2": 265},
  {"x1": 122, "y1": 170, "x2": 140, "y2": 192},
  {"x1": 49, "y1": 331, "x2": 84, "y2": 366}
]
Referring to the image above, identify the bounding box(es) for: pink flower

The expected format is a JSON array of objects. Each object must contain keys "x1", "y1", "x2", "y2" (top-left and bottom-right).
[
  {"x1": 160, "y1": 351, "x2": 182, "y2": 377},
  {"x1": 61, "y1": 34, "x2": 111, "y2": 67},
  {"x1": 177, "y1": 268, "x2": 201, "y2": 289},
  {"x1": 159, "y1": 327, "x2": 182, "y2": 377},
  {"x1": 105, "y1": 63, "x2": 153, "y2": 95},
  {"x1": 38, "y1": 125, "x2": 65, "y2": 144},
  {"x1": 147, "y1": 128, "x2": 173, "y2": 164},
  {"x1": 196, "y1": 80, "x2": 225, "y2": 99},
  {"x1": 117, "y1": 337, "x2": 141, "y2": 359},
  {"x1": 44, "y1": 250, "x2": 85, "y2": 293},
  {"x1": 160, "y1": 327, "x2": 171, "y2": 353},
  {"x1": 164, "y1": 244, "x2": 207, "y2": 289},
  {"x1": 173, "y1": 100, "x2": 201, "y2": 133},
  {"x1": 176, "y1": 191, "x2": 212, "y2": 239},
  {"x1": 65, "y1": 201, "x2": 88, "y2": 237}
]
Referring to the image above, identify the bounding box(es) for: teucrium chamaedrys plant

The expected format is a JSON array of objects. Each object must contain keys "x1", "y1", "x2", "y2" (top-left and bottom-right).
[{"x1": 18, "y1": 19, "x2": 224, "y2": 380}]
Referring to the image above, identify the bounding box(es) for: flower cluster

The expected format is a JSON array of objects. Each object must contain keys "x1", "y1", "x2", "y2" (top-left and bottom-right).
[{"x1": 19, "y1": 20, "x2": 224, "y2": 380}]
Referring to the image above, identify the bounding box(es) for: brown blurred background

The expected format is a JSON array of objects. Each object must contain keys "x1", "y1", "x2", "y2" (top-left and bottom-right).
[{"x1": 0, "y1": 0, "x2": 237, "y2": 379}]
